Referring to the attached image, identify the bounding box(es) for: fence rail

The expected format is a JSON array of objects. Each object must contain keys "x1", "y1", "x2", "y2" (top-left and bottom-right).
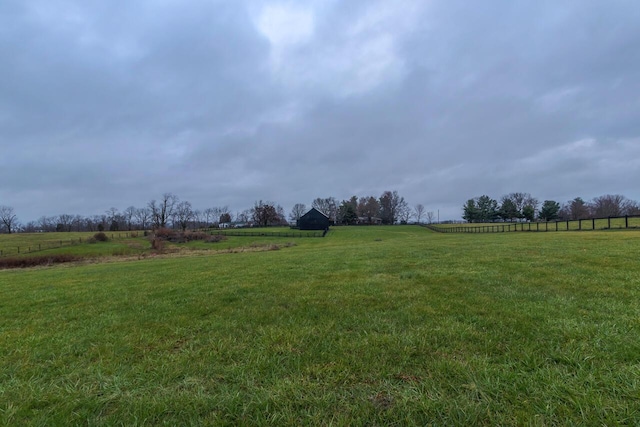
[
  {"x1": 425, "y1": 215, "x2": 640, "y2": 234},
  {"x1": 0, "y1": 232, "x2": 136, "y2": 258},
  {"x1": 211, "y1": 230, "x2": 326, "y2": 238}
]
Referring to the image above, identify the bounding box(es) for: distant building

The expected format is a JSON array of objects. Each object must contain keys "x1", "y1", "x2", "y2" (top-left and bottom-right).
[
  {"x1": 357, "y1": 216, "x2": 383, "y2": 225},
  {"x1": 298, "y1": 208, "x2": 330, "y2": 230}
]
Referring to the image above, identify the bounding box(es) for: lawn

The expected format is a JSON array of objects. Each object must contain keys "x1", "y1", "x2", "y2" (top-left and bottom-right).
[{"x1": 1, "y1": 226, "x2": 639, "y2": 425}]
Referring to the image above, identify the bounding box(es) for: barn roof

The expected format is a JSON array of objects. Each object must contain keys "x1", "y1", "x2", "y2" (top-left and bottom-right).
[{"x1": 302, "y1": 207, "x2": 329, "y2": 218}]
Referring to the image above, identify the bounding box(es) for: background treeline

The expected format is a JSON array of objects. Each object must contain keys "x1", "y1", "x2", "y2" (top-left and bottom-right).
[
  {"x1": 0, "y1": 190, "x2": 436, "y2": 233},
  {"x1": 463, "y1": 193, "x2": 640, "y2": 223}
]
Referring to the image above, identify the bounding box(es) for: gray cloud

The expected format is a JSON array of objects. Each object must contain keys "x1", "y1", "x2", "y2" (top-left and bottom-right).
[{"x1": 1, "y1": 0, "x2": 639, "y2": 222}]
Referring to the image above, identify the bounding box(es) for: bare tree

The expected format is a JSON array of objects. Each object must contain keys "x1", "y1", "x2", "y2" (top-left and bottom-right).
[
  {"x1": 0, "y1": 206, "x2": 18, "y2": 234},
  {"x1": 357, "y1": 196, "x2": 380, "y2": 224},
  {"x1": 149, "y1": 193, "x2": 178, "y2": 228},
  {"x1": 504, "y1": 192, "x2": 538, "y2": 220},
  {"x1": 252, "y1": 200, "x2": 280, "y2": 226},
  {"x1": 379, "y1": 190, "x2": 407, "y2": 224},
  {"x1": 219, "y1": 212, "x2": 232, "y2": 223},
  {"x1": 123, "y1": 206, "x2": 136, "y2": 230},
  {"x1": 191, "y1": 209, "x2": 203, "y2": 229},
  {"x1": 426, "y1": 211, "x2": 435, "y2": 224},
  {"x1": 590, "y1": 194, "x2": 628, "y2": 217},
  {"x1": 203, "y1": 208, "x2": 216, "y2": 227},
  {"x1": 235, "y1": 209, "x2": 251, "y2": 224},
  {"x1": 174, "y1": 201, "x2": 194, "y2": 231},
  {"x1": 312, "y1": 197, "x2": 338, "y2": 223},
  {"x1": 559, "y1": 197, "x2": 590, "y2": 220},
  {"x1": 72, "y1": 215, "x2": 84, "y2": 232},
  {"x1": 134, "y1": 207, "x2": 151, "y2": 230},
  {"x1": 624, "y1": 200, "x2": 640, "y2": 215},
  {"x1": 413, "y1": 204, "x2": 425, "y2": 224},
  {"x1": 38, "y1": 216, "x2": 52, "y2": 232},
  {"x1": 289, "y1": 203, "x2": 307, "y2": 224},
  {"x1": 57, "y1": 214, "x2": 74, "y2": 232},
  {"x1": 397, "y1": 202, "x2": 412, "y2": 224}
]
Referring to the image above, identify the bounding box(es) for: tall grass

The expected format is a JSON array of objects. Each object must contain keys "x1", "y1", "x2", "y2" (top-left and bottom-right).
[{"x1": 1, "y1": 227, "x2": 639, "y2": 425}]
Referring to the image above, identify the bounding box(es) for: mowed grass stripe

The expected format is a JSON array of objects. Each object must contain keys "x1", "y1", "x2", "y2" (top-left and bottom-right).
[{"x1": 1, "y1": 226, "x2": 639, "y2": 425}]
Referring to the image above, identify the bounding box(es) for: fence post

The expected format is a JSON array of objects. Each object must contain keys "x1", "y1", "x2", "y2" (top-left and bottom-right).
[
  {"x1": 592, "y1": 218, "x2": 595, "y2": 230},
  {"x1": 608, "y1": 217, "x2": 611, "y2": 229},
  {"x1": 626, "y1": 216, "x2": 629, "y2": 228},
  {"x1": 579, "y1": 220, "x2": 582, "y2": 231}
]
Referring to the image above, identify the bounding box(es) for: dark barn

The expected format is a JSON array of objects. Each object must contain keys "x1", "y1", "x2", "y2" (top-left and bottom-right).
[{"x1": 298, "y1": 208, "x2": 330, "y2": 230}]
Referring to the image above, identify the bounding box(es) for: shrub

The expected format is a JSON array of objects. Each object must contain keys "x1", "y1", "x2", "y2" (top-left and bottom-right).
[
  {"x1": 150, "y1": 238, "x2": 165, "y2": 252},
  {"x1": 206, "y1": 234, "x2": 228, "y2": 243},
  {"x1": 87, "y1": 237, "x2": 97, "y2": 244},
  {"x1": 0, "y1": 255, "x2": 82, "y2": 269},
  {"x1": 184, "y1": 231, "x2": 209, "y2": 241},
  {"x1": 153, "y1": 228, "x2": 177, "y2": 241},
  {"x1": 130, "y1": 231, "x2": 138, "y2": 238},
  {"x1": 93, "y1": 232, "x2": 109, "y2": 242}
]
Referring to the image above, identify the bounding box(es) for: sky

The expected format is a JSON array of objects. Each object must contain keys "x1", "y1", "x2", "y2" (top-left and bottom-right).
[{"x1": 2, "y1": 0, "x2": 640, "y2": 223}]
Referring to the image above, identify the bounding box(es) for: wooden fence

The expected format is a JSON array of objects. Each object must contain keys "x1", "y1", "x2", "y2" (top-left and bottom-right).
[
  {"x1": 211, "y1": 230, "x2": 326, "y2": 238},
  {"x1": 425, "y1": 215, "x2": 640, "y2": 234},
  {"x1": 0, "y1": 232, "x2": 135, "y2": 258}
]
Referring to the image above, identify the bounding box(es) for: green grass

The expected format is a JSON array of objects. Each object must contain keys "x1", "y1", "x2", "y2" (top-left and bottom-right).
[
  {"x1": 0, "y1": 231, "x2": 141, "y2": 258},
  {"x1": 0, "y1": 230, "x2": 295, "y2": 261},
  {"x1": 1, "y1": 227, "x2": 640, "y2": 425}
]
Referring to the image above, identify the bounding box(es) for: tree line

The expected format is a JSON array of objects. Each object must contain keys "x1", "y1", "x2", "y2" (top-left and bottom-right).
[
  {"x1": 463, "y1": 193, "x2": 640, "y2": 223},
  {"x1": 0, "y1": 190, "x2": 437, "y2": 233}
]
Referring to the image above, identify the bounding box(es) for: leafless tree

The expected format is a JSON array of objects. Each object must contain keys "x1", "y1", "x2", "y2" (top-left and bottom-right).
[
  {"x1": 134, "y1": 208, "x2": 151, "y2": 230},
  {"x1": 57, "y1": 214, "x2": 74, "y2": 232},
  {"x1": 397, "y1": 202, "x2": 412, "y2": 224},
  {"x1": 72, "y1": 215, "x2": 84, "y2": 232},
  {"x1": 37, "y1": 216, "x2": 51, "y2": 232},
  {"x1": 590, "y1": 194, "x2": 629, "y2": 217},
  {"x1": 123, "y1": 206, "x2": 136, "y2": 230},
  {"x1": 504, "y1": 192, "x2": 538, "y2": 219},
  {"x1": 173, "y1": 201, "x2": 194, "y2": 231},
  {"x1": 559, "y1": 197, "x2": 590, "y2": 220},
  {"x1": 252, "y1": 200, "x2": 280, "y2": 226},
  {"x1": 289, "y1": 203, "x2": 307, "y2": 223},
  {"x1": 624, "y1": 200, "x2": 640, "y2": 215},
  {"x1": 191, "y1": 209, "x2": 203, "y2": 229},
  {"x1": 357, "y1": 196, "x2": 380, "y2": 224},
  {"x1": 426, "y1": 211, "x2": 435, "y2": 224},
  {"x1": 235, "y1": 210, "x2": 251, "y2": 224},
  {"x1": 312, "y1": 197, "x2": 338, "y2": 223},
  {"x1": 149, "y1": 193, "x2": 178, "y2": 228},
  {"x1": 413, "y1": 204, "x2": 425, "y2": 224},
  {"x1": 0, "y1": 206, "x2": 18, "y2": 234},
  {"x1": 379, "y1": 190, "x2": 407, "y2": 224},
  {"x1": 203, "y1": 208, "x2": 216, "y2": 227}
]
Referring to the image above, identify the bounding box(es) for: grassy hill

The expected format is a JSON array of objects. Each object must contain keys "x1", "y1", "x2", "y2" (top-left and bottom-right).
[{"x1": 1, "y1": 226, "x2": 639, "y2": 425}]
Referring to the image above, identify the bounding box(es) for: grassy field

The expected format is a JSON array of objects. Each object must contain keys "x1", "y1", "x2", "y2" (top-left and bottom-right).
[
  {"x1": 1, "y1": 226, "x2": 639, "y2": 425},
  {"x1": 0, "y1": 230, "x2": 302, "y2": 261},
  {"x1": 0, "y1": 231, "x2": 142, "y2": 258}
]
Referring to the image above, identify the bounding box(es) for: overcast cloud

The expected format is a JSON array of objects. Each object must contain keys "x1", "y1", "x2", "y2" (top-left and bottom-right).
[{"x1": 1, "y1": 0, "x2": 639, "y2": 222}]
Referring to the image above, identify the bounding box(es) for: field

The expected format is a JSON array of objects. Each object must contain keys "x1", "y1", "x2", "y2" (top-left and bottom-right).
[{"x1": 1, "y1": 226, "x2": 639, "y2": 425}]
